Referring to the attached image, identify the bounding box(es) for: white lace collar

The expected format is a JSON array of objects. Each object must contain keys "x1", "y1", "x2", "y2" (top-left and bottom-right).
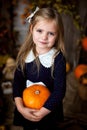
[{"x1": 25, "y1": 48, "x2": 58, "y2": 68}]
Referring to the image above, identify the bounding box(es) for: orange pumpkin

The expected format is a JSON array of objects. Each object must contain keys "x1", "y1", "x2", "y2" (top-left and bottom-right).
[
  {"x1": 81, "y1": 37, "x2": 87, "y2": 51},
  {"x1": 79, "y1": 73, "x2": 87, "y2": 85},
  {"x1": 74, "y1": 64, "x2": 87, "y2": 79},
  {"x1": 78, "y1": 84, "x2": 87, "y2": 101},
  {"x1": 23, "y1": 84, "x2": 51, "y2": 109}
]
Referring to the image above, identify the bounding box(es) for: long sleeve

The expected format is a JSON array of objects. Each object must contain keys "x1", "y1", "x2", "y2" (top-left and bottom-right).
[
  {"x1": 43, "y1": 52, "x2": 66, "y2": 111},
  {"x1": 13, "y1": 67, "x2": 26, "y2": 98}
]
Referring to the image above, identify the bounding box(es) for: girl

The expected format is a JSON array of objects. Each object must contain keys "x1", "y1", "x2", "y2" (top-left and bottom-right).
[{"x1": 13, "y1": 7, "x2": 66, "y2": 130}]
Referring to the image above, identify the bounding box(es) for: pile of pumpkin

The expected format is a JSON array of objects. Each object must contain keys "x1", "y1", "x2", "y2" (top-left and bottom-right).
[{"x1": 74, "y1": 37, "x2": 87, "y2": 101}]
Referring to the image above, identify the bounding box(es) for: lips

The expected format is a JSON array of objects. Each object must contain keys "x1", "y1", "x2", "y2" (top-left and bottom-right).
[{"x1": 39, "y1": 41, "x2": 47, "y2": 44}]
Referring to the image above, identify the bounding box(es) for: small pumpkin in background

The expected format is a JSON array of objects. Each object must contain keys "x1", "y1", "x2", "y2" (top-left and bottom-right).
[
  {"x1": 78, "y1": 73, "x2": 87, "y2": 101},
  {"x1": 78, "y1": 83, "x2": 87, "y2": 101},
  {"x1": 78, "y1": 85, "x2": 87, "y2": 101},
  {"x1": 23, "y1": 84, "x2": 51, "y2": 109},
  {"x1": 81, "y1": 37, "x2": 87, "y2": 51},
  {"x1": 79, "y1": 73, "x2": 87, "y2": 85},
  {"x1": 74, "y1": 64, "x2": 87, "y2": 79}
]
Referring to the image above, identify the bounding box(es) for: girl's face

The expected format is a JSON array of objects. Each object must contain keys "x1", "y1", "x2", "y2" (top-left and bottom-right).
[{"x1": 31, "y1": 19, "x2": 58, "y2": 54}]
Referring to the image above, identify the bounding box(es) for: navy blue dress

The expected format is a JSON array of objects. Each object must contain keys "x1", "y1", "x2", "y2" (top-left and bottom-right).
[{"x1": 13, "y1": 49, "x2": 66, "y2": 130}]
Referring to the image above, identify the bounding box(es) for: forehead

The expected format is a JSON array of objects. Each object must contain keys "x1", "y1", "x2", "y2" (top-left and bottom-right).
[{"x1": 34, "y1": 19, "x2": 58, "y2": 31}]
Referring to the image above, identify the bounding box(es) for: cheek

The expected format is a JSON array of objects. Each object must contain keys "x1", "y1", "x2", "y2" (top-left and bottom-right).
[
  {"x1": 50, "y1": 37, "x2": 56, "y2": 43},
  {"x1": 49, "y1": 37, "x2": 57, "y2": 47},
  {"x1": 32, "y1": 33, "x2": 37, "y2": 42}
]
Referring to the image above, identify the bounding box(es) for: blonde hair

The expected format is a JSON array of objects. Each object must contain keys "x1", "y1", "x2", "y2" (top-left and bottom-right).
[{"x1": 16, "y1": 7, "x2": 65, "y2": 72}]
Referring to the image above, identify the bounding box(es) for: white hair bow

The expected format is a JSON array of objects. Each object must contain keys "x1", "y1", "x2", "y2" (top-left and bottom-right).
[{"x1": 26, "y1": 7, "x2": 39, "y2": 23}]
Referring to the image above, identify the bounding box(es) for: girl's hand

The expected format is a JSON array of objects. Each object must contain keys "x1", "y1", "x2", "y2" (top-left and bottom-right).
[
  {"x1": 14, "y1": 97, "x2": 51, "y2": 121},
  {"x1": 14, "y1": 97, "x2": 42, "y2": 122},
  {"x1": 33, "y1": 107, "x2": 51, "y2": 121},
  {"x1": 19, "y1": 106, "x2": 41, "y2": 121}
]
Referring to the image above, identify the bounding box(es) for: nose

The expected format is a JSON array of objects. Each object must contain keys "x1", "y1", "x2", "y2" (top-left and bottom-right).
[{"x1": 42, "y1": 33, "x2": 48, "y2": 40}]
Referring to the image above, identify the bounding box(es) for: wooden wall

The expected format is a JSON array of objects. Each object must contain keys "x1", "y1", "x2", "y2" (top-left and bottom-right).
[{"x1": 62, "y1": 0, "x2": 87, "y2": 68}]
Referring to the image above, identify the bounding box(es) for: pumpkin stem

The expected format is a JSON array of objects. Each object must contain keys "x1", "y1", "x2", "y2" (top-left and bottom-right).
[{"x1": 35, "y1": 90, "x2": 40, "y2": 94}]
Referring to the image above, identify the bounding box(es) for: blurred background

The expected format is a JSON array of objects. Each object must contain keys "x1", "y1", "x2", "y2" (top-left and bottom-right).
[{"x1": 0, "y1": 0, "x2": 87, "y2": 130}]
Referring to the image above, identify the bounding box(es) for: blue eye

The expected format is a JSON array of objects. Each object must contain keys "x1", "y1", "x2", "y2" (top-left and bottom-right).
[
  {"x1": 49, "y1": 32, "x2": 54, "y2": 36},
  {"x1": 37, "y1": 29, "x2": 42, "y2": 33}
]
